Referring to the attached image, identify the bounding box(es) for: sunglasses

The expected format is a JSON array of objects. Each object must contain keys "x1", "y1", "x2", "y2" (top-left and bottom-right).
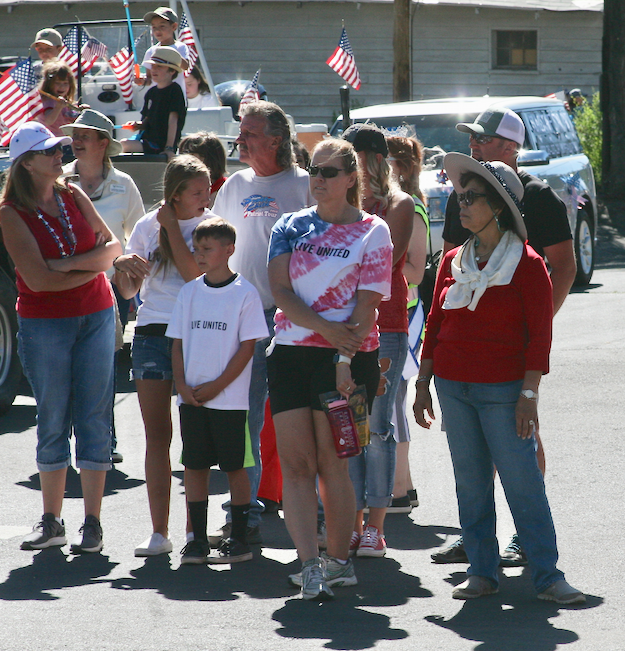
[
  {"x1": 469, "y1": 133, "x2": 496, "y2": 145},
  {"x1": 33, "y1": 143, "x2": 63, "y2": 157},
  {"x1": 307, "y1": 165, "x2": 345, "y2": 179},
  {"x1": 457, "y1": 190, "x2": 488, "y2": 206}
]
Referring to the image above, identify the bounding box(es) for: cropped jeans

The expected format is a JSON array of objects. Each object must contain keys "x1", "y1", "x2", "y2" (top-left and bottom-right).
[
  {"x1": 349, "y1": 332, "x2": 408, "y2": 510},
  {"x1": 435, "y1": 376, "x2": 565, "y2": 593},
  {"x1": 17, "y1": 307, "x2": 115, "y2": 472}
]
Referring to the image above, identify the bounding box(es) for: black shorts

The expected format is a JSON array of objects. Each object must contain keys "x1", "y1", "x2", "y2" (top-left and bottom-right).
[
  {"x1": 267, "y1": 345, "x2": 379, "y2": 416},
  {"x1": 179, "y1": 404, "x2": 247, "y2": 471}
]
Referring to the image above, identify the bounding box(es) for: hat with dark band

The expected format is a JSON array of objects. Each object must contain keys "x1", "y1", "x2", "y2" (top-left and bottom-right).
[{"x1": 143, "y1": 46, "x2": 183, "y2": 74}]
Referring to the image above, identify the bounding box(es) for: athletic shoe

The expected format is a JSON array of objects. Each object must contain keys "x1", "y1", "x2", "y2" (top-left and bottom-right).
[
  {"x1": 452, "y1": 576, "x2": 498, "y2": 600},
  {"x1": 356, "y1": 525, "x2": 386, "y2": 558},
  {"x1": 538, "y1": 579, "x2": 586, "y2": 605},
  {"x1": 317, "y1": 521, "x2": 327, "y2": 549},
  {"x1": 408, "y1": 488, "x2": 419, "y2": 507},
  {"x1": 208, "y1": 523, "x2": 262, "y2": 546},
  {"x1": 289, "y1": 552, "x2": 358, "y2": 587},
  {"x1": 499, "y1": 534, "x2": 528, "y2": 567},
  {"x1": 111, "y1": 450, "x2": 124, "y2": 463},
  {"x1": 21, "y1": 513, "x2": 67, "y2": 550},
  {"x1": 260, "y1": 499, "x2": 281, "y2": 514},
  {"x1": 430, "y1": 537, "x2": 468, "y2": 564},
  {"x1": 349, "y1": 531, "x2": 360, "y2": 557},
  {"x1": 135, "y1": 532, "x2": 173, "y2": 557},
  {"x1": 70, "y1": 515, "x2": 103, "y2": 554},
  {"x1": 181, "y1": 539, "x2": 209, "y2": 565},
  {"x1": 206, "y1": 537, "x2": 253, "y2": 564},
  {"x1": 387, "y1": 495, "x2": 413, "y2": 514},
  {"x1": 300, "y1": 557, "x2": 334, "y2": 601}
]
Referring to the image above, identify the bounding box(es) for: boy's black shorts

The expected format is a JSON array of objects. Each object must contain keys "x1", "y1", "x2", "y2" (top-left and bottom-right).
[
  {"x1": 179, "y1": 404, "x2": 247, "y2": 471},
  {"x1": 267, "y1": 345, "x2": 379, "y2": 416}
]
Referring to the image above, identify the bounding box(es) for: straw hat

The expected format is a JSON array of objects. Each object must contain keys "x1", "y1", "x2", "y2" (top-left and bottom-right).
[
  {"x1": 61, "y1": 109, "x2": 123, "y2": 157},
  {"x1": 143, "y1": 46, "x2": 183, "y2": 74}
]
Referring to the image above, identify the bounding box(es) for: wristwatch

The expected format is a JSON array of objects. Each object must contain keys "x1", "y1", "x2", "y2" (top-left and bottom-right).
[
  {"x1": 520, "y1": 389, "x2": 538, "y2": 401},
  {"x1": 333, "y1": 353, "x2": 351, "y2": 365}
]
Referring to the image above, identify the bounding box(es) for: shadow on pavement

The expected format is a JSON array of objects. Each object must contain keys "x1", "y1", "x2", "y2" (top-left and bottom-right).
[
  {"x1": 0, "y1": 403, "x2": 37, "y2": 435},
  {"x1": 384, "y1": 514, "x2": 462, "y2": 551},
  {"x1": 16, "y1": 465, "x2": 144, "y2": 498},
  {"x1": 0, "y1": 548, "x2": 118, "y2": 601},
  {"x1": 425, "y1": 569, "x2": 603, "y2": 651}
]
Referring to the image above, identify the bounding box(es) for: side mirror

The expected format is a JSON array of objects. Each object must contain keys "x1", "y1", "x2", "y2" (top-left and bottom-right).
[{"x1": 518, "y1": 150, "x2": 551, "y2": 166}]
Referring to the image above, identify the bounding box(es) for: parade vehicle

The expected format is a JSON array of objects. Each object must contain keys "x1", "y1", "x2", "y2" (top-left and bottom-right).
[{"x1": 331, "y1": 95, "x2": 597, "y2": 287}]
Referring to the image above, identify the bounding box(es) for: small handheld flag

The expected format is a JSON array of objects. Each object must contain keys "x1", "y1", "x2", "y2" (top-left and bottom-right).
[{"x1": 326, "y1": 27, "x2": 361, "y2": 90}]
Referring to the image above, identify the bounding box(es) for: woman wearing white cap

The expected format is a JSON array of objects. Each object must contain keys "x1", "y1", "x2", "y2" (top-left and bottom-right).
[
  {"x1": 62, "y1": 109, "x2": 145, "y2": 462},
  {"x1": 0, "y1": 122, "x2": 122, "y2": 554},
  {"x1": 413, "y1": 153, "x2": 584, "y2": 605}
]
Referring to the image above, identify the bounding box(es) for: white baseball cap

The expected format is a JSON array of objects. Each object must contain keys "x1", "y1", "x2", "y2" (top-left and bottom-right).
[
  {"x1": 9, "y1": 121, "x2": 71, "y2": 161},
  {"x1": 456, "y1": 107, "x2": 525, "y2": 146}
]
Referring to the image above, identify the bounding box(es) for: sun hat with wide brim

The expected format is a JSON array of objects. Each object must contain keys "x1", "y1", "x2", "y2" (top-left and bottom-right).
[
  {"x1": 444, "y1": 152, "x2": 527, "y2": 241},
  {"x1": 143, "y1": 45, "x2": 183, "y2": 74},
  {"x1": 9, "y1": 121, "x2": 71, "y2": 161},
  {"x1": 61, "y1": 109, "x2": 123, "y2": 157}
]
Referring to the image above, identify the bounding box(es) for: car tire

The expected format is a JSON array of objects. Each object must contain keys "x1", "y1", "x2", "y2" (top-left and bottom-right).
[
  {"x1": 0, "y1": 271, "x2": 21, "y2": 415},
  {"x1": 573, "y1": 207, "x2": 594, "y2": 286}
]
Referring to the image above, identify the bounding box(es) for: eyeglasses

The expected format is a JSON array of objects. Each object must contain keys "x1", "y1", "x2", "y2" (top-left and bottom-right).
[
  {"x1": 457, "y1": 190, "x2": 488, "y2": 206},
  {"x1": 33, "y1": 143, "x2": 63, "y2": 157},
  {"x1": 307, "y1": 165, "x2": 345, "y2": 179},
  {"x1": 469, "y1": 133, "x2": 496, "y2": 145}
]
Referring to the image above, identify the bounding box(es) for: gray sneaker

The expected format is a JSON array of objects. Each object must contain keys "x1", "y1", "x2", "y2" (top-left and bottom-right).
[
  {"x1": 289, "y1": 552, "x2": 357, "y2": 588},
  {"x1": 431, "y1": 537, "x2": 468, "y2": 564},
  {"x1": 21, "y1": 513, "x2": 67, "y2": 550},
  {"x1": 70, "y1": 515, "x2": 103, "y2": 554},
  {"x1": 300, "y1": 557, "x2": 334, "y2": 601}
]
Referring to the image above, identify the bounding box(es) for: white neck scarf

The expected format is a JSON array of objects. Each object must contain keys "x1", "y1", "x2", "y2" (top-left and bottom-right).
[{"x1": 443, "y1": 230, "x2": 523, "y2": 311}]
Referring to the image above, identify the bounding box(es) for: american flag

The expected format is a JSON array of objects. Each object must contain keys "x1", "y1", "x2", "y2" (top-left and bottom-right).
[
  {"x1": 326, "y1": 27, "x2": 361, "y2": 90},
  {"x1": 238, "y1": 69, "x2": 261, "y2": 115},
  {"x1": 59, "y1": 26, "x2": 108, "y2": 76},
  {"x1": 178, "y1": 13, "x2": 198, "y2": 77},
  {"x1": 0, "y1": 57, "x2": 43, "y2": 146},
  {"x1": 109, "y1": 48, "x2": 134, "y2": 104}
]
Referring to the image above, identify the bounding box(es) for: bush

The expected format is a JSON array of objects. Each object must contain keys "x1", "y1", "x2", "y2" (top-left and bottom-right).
[{"x1": 574, "y1": 91, "x2": 602, "y2": 188}]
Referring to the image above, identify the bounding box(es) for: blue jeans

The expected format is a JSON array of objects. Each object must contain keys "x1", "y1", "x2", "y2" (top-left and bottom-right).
[
  {"x1": 349, "y1": 332, "x2": 408, "y2": 510},
  {"x1": 435, "y1": 376, "x2": 565, "y2": 593},
  {"x1": 17, "y1": 307, "x2": 115, "y2": 472},
  {"x1": 225, "y1": 308, "x2": 275, "y2": 528}
]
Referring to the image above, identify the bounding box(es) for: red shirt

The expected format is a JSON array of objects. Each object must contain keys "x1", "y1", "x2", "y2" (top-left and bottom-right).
[
  {"x1": 422, "y1": 244, "x2": 553, "y2": 383},
  {"x1": 11, "y1": 189, "x2": 113, "y2": 319}
]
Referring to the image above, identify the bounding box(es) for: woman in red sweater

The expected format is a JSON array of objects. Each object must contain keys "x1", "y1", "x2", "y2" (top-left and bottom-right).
[{"x1": 413, "y1": 153, "x2": 584, "y2": 605}]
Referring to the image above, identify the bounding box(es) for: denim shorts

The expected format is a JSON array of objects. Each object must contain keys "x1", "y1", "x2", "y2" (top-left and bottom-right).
[
  {"x1": 17, "y1": 307, "x2": 115, "y2": 472},
  {"x1": 131, "y1": 333, "x2": 173, "y2": 381}
]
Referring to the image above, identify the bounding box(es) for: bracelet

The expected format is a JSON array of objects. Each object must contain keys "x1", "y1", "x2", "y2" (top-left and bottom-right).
[
  {"x1": 416, "y1": 377, "x2": 431, "y2": 383},
  {"x1": 333, "y1": 353, "x2": 352, "y2": 366},
  {"x1": 112, "y1": 256, "x2": 123, "y2": 272}
]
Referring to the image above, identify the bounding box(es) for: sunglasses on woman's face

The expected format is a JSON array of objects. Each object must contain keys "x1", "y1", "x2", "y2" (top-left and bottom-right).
[
  {"x1": 33, "y1": 143, "x2": 63, "y2": 157},
  {"x1": 307, "y1": 165, "x2": 345, "y2": 179},
  {"x1": 457, "y1": 190, "x2": 488, "y2": 206}
]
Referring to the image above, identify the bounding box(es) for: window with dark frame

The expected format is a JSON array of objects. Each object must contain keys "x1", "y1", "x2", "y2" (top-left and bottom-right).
[{"x1": 493, "y1": 30, "x2": 537, "y2": 70}]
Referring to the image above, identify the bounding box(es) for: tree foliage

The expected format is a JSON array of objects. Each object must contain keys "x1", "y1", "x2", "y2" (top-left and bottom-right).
[{"x1": 574, "y1": 92, "x2": 603, "y2": 189}]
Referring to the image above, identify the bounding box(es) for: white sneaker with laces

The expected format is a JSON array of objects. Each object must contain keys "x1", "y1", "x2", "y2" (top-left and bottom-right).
[{"x1": 135, "y1": 533, "x2": 173, "y2": 557}]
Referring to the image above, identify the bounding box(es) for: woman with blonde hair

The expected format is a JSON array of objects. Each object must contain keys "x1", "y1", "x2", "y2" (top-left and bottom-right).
[
  {"x1": 114, "y1": 154, "x2": 214, "y2": 557},
  {"x1": 268, "y1": 137, "x2": 392, "y2": 599},
  {"x1": 341, "y1": 124, "x2": 414, "y2": 558}
]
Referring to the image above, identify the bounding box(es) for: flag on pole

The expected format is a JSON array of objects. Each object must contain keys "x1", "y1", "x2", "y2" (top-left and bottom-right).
[
  {"x1": 179, "y1": 13, "x2": 198, "y2": 76},
  {"x1": 59, "y1": 26, "x2": 108, "y2": 76},
  {"x1": 326, "y1": 27, "x2": 361, "y2": 90},
  {"x1": 238, "y1": 69, "x2": 261, "y2": 115},
  {"x1": 109, "y1": 47, "x2": 134, "y2": 104},
  {"x1": 0, "y1": 57, "x2": 43, "y2": 146}
]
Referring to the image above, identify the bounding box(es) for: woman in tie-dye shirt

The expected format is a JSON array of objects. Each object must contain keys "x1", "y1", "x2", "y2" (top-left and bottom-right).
[{"x1": 267, "y1": 138, "x2": 392, "y2": 601}]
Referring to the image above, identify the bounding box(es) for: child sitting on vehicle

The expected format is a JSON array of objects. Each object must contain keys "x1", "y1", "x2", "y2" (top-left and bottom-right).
[
  {"x1": 121, "y1": 46, "x2": 186, "y2": 158},
  {"x1": 166, "y1": 217, "x2": 268, "y2": 565},
  {"x1": 138, "y1": 6, "x2": 189, "y2": 101}
]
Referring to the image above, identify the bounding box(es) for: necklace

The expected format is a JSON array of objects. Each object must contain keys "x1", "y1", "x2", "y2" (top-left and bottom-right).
[{"x1": 35, "y1": 190, "x2": 77, "y2": 258}]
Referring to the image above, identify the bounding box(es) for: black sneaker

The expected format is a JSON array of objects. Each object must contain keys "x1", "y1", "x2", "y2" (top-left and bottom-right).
[
  {"x1": 431, "y1": 537, "x2": 468, "y2": 564},
  {"x1": 499, "y1": 534, "x2": 528, "y2": 567},
  {"x1": 21, "y1": 513, "x2": 67, "y2": 550},
  {"x1": 181, "y1": 539, "x2": 209, "y2": 565},
  {"x1": 207, "y1": 537, "x2": 253, "y2": 564},
  {"x1": 408, "y1": 488, "x2": 419, "y2": 507},
  {"x1": 387, "y1": 495, "x2": 413, "y2": 514},
  {"x1": 208, "y1": 523, "x2": 263, "y2": 546},
  {"x1": 70, "y1": 515, "x2": 103, "y2": 554}
]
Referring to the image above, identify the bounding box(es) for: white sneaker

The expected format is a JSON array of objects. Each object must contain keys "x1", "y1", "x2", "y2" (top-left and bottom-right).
[{"x1": 135, "y1": 533, "x2": 173, "y2": 557}]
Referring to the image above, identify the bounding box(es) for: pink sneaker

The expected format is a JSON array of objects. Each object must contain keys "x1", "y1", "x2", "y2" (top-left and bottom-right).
[
  {"x1": 349, "y1": 531, "x2": 361, "y2": 557},
  {"x1": 357, "y1": 525, "x2": 386, "y2": 557}
]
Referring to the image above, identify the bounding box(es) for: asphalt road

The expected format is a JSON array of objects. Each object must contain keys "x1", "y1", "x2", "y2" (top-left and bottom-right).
[{"x1": 0, "y1": 253, "x2": 623, "y2": 650}]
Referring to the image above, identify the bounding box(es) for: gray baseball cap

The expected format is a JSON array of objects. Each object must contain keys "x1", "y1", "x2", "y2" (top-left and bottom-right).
[{"x1": 456, "y1": 107, "x2": 525, "y2": 146}]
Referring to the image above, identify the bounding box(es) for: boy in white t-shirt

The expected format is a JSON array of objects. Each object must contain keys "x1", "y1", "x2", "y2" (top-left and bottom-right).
[{"x1": 167, "y1": 217, "x2": 268, "y2": 565}]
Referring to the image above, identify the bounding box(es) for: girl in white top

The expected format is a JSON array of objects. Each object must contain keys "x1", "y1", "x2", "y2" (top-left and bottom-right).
[
  {"x1": 185, "y1": 66, "x2": 220, "y2": 109},
  {"x1": 114, "y1": 155, "x2": 213, "y2": 557}
]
